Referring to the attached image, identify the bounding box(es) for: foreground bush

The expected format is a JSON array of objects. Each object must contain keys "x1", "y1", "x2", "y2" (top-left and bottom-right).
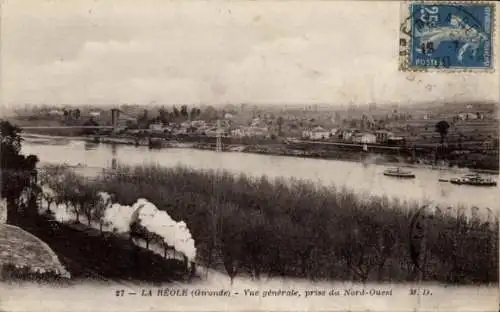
[
  {"x1": 0, "y1": 263, "x2": 70, "y2": 283},
  {"x1": 41, "y1": 164, "x2": 499, "y2": 284}
]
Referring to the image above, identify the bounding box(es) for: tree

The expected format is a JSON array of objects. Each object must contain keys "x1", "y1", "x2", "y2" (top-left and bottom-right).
[
  {"x1": 40, "y1": 186, "x2": 56, "y2": 213},
  {"x1": 73, "y1": 108, "x2": 81, "y2": 120},
  {"x1": 180, "y1": 105, "x2": 188, "y2": 119},
  {"x1": 55, "y1": 171, "x2": 83, "y2": 222},
  {"x1": 161, "y1": 237, "x2": 175, "y2": 259},
  {"x1": 135, "y1": 109, "x2": 150, "y2": 129},
  {"x1": 190, "y1": 107, "x2": 199, "y2": 120},
  {"x1": 435, "y1": 120, "x2": 450, "y2": 144},
  {"x1": 1, "y1": 120, "x2": 40, "y2": 224},
  {"x1": 159, "y1": 107, "x2": 169, "y2": 124},
  {"x1": 93, "y1": 193, "x2": 113, "y2": 234},
  {"x1": 130, "y1": 220, "x2": 154, "y2": 249},
  {"x1": 220, "y1": 202, "x2": 245, "y2": 285},
  {"x1": 79, "y1": 185, "x2": 99, "y2": 226},
  {"x1": 340, "y1": 221, "x2": 394, "y2": 283},
  {"x1": 173, "y1": 106, "x2": 180, "y2": 119},
  {"x1": 82, "y1": 117, "x2": 99, "y2": 135},
  {"x1": 277, "y1": 116, "x2": 284, "y2": 136},
  {"x1": 240, "y1": 210, "x2": 270, "y2": 280}
]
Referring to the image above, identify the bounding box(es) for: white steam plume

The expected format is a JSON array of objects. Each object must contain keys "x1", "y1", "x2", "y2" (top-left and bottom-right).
[{"x1": 36, "y1": 187, "x2": 197, "y2": 263}]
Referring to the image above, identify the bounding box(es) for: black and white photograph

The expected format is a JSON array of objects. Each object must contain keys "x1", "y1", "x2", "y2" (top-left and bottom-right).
[{"x1": 1, "y1": 1, "x2": 499, "y2": 311}]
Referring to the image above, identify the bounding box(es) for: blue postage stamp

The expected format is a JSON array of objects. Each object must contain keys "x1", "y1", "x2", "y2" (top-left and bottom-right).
[{"x1": 399, "y1": 2, "x2": 495, "y2": 71}]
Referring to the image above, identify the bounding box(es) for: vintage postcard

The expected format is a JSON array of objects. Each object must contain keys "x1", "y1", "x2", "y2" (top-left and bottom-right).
[{"x1": 1, "y1": 0, "x2": 499, "y2": 312}]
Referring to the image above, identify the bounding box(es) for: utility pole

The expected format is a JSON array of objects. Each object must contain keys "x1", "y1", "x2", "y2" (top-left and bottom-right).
[
  {"x1": 111, "y1": 108, "x2": 120, "y2": 134},
  {"x1": 216, "y1": 119, "x2": 222, "y2": 153}
]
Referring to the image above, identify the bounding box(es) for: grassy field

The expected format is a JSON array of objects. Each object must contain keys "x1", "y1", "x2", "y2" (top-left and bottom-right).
[
  {"x1": 405, "y1": 119, "x2": 498, "y2": 145},
  {"x1": 43, "y1": 164, "x2": 499, "y2": 285}
]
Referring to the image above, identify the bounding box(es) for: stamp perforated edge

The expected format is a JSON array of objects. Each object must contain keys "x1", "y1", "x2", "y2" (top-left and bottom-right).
[{"x1": 398, "y1": 0, "x2": 497, "y2": 73}]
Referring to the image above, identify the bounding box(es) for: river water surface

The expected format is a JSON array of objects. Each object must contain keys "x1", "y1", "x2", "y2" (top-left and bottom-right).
[{"x1": 21, "y1": 139, "x2": 499, "y2": 212}]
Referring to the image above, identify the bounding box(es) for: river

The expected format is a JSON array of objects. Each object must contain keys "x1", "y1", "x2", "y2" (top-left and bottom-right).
[{"x1": 21, "y1": 138, "x2": 499, "y2": 212}]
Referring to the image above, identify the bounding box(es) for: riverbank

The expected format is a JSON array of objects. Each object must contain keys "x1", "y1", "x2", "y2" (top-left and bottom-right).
[
  {"x1": 41, "y1": 164, "x2": 499, "y2": 284},
  {"x1": 21, "y1": 133, "x2": 500, "y2": 175}
]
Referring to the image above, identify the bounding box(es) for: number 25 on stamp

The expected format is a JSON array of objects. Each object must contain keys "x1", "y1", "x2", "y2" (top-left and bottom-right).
[{"x1": 399, "y1": 2, "x2": 495, "y2": 71}]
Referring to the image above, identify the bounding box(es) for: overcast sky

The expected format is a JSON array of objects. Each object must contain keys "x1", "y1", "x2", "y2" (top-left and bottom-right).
[{"x1": 1, "y1": 0, "x2": 499, "y2": 110}]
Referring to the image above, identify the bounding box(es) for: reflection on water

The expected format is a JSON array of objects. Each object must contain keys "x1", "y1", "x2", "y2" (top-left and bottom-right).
[
  {"x1": 22, "y1": 140, "x2": 500, "y2": 211},
  {"x1": 84, "y1": 141, "x2": 100, "y2": 151},
  {"x1": 111, "y1": 144, "x2": 117, "y2": 170}
]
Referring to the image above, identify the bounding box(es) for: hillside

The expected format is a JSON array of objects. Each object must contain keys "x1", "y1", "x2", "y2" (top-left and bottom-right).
[
  {"x1": 15, "y1": 216, "x2": 191, "y2": 283},
  {"x1": 0, "y1": 224, "x2": 70, "y2": 280}
]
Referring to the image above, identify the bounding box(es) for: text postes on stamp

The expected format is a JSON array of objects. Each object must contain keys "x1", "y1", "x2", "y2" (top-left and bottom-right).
[{"x1": 399, "y1": 2, "x2": 495, "y2": 72}]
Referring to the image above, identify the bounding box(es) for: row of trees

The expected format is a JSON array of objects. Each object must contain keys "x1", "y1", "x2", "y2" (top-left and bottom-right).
[
  {"x1": 65, "y1": 164, "x2": 497, "y2": 285},
  {"x1": 62, "y1": 108, "x2": 81, "y2": 120},
  {"x1": 37, "y1": 166, "x2": 194, "y2": 268},
  {"x1": 34, "y1": 167, "x2": 410, "y2": 283},
  {"x1": 37, "y1": 166, "x2": 109, "y2": 231},
  {"x1": 131, "y1": 105, "x2": 253, "y2": 129},
  {"x1": 137, "y1": 105, "x2": 204, "y2": 128}
]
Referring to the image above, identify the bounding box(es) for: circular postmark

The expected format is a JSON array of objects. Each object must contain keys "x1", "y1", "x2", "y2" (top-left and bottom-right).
[{"x1": 400, "y1": 3, "x2": 491, "y2": 70}]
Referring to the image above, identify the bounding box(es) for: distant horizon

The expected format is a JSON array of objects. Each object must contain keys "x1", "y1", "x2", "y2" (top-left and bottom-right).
[
  {"x1": 8, "y1": 100, "x2": 498, "y2": 110},
  {"x1": 3, "y1": 100, "x2": 497, "y2": 120}
]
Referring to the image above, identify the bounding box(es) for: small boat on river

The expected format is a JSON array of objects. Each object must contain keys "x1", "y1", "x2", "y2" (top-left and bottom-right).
[
  {"x1": 450, "y1": 173, "x2": 497, "y2": 187},
  {"x1": 383, "y1": 167, "x2": 416, "y2": 179}
]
